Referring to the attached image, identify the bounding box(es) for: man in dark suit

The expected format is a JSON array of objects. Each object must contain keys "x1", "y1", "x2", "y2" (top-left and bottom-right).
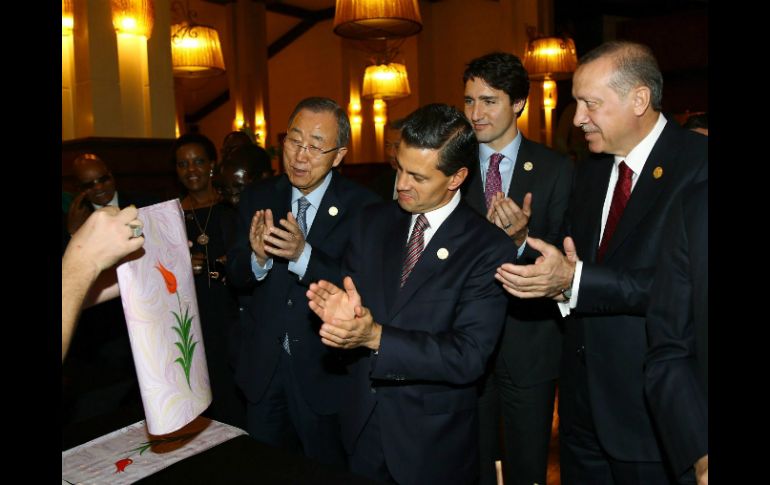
[
  {"x1": 462, "y1": 51, "x2": 573, "y2": 485},
  {"x1": 226, "y1": 97, "x2": 379, "y2": 467},
  {"x1": 306, "y1": 104, "x2": 516, "y2": 484},
  {"x1": 645, "y1": 181, "x2": 708, "y2": 485},
  {"x1": 495, "y1": 41, "x2": 708, "y2": 484}
]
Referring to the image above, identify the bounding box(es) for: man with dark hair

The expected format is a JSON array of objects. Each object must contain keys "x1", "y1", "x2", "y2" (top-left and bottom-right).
[
  {"x1": 496, "y1": 41, "x2": 708, "y2": 484},
  {"x1": 217, "y1": 144, "x2": 273, "y2": 207},
  {"x1": 220, "y1": 130, "x2": 254, "y2": 161},
  {"x1": 226, "y1": 97, "x2": 379, "y2": 467},
  {"x1": 462, "y1": 51, "x2": 573, "y2": 485},
  {"x1": 306, "y1": 103, "x2": 516, "y2": 484}
]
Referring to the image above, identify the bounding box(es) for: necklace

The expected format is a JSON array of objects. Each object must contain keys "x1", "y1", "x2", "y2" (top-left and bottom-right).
[{"x1": 191, "y1": 200, "x2": 214, "y2": 246}]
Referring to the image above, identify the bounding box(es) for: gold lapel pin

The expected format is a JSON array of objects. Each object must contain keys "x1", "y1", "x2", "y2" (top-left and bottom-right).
[
  {"x1": 328, "y1": 206, "x2": 339, "y2": 216},
  {"x1": 523, "y1": 161, "x2": 534, "y2": 172},
  {"x1": 653, "y1": 166, "x2": 663, "y2": 179},
  {"x1": 437, "y1": 248, "x2": 449, "y2": 260}
]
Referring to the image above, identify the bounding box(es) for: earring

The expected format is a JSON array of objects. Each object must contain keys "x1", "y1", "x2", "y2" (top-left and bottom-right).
[{"x1": 210, "y1": 169, "x2": 214, "y2": 177}]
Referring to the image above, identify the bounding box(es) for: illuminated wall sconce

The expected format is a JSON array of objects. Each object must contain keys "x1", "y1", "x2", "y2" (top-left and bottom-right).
[
  {"x1": 254, "y1": 117, "x2": 267, "y2": 147},
  {"x1": 542, "y1": 79, "x2": 557, "y2": 110},
  {"x1": 111, "y1": 0, "x2": 155, "y2": 38},
  {"x1": 349, "y1": 101, "x2": 363, "y2": 126}
]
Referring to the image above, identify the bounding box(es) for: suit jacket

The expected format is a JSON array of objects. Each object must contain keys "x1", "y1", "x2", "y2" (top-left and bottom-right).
[
  {"x1": 464, "y1": 137, "x2": 573, "y2": 384},
  {"x1": 226, "y1": 172, "x2": 379, "y2": 415},
  {"x1": 561, "y1": 119, "x2": 708, "y2": 461},
  {"x1": 341, "y1": 200, "x2": 517, "y2": 485},
  {"x1": 644, "y1": 181, "x2": 708, "y2": 480}
]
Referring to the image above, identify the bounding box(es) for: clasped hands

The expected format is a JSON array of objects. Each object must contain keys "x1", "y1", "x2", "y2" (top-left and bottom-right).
[
  {"x1": 249, "y1": 208, "x2": 305, "y2": 265},
  {"x1": 486, "y1": 192, "x2": 532, "y2": 247},
  {"x1": 306, "y1": 276, "x2": 382, "y2": 351},
  {"x1": 495, "y1": 235, "x2": 579, "y2": 301}
]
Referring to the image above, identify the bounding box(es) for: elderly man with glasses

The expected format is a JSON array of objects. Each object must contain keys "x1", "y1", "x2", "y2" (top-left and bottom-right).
[{"x1": 226, "y1": 97, "x2": 379, "y2": 468}]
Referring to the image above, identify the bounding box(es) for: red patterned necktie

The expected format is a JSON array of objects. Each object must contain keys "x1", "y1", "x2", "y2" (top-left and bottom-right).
[
  {"x1": 484, "y1": 153, "x2": 504, "y2": 209},
  {"x1": 597, "y1": 161, "x2": 633, "y2": 262},
  {"x1": 400, "y1": 214, "x2": 429, "y2": 287}
]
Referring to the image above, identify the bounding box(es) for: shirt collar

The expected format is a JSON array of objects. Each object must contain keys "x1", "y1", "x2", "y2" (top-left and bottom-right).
[
  {"x1": 92, "y1": 192, "x2": 119, "y2": 210},
  {"x1": 615, "y1": 113, "x2": 667, "y2": 175},
  {"x1": 412, "y1": 190, "x2": 461, "y2": 231},
  {"x1": 479, "y1": 131, "x2": 522, "y2": 163},
  {"x1": 291, "y1": 170, "x2": 333, "y2": 209}
]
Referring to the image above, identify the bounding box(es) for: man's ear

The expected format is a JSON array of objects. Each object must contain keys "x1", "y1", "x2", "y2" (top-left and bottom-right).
[
  {"x1": 631, "y1": 86, "x2": 651, "y2": 116},
  {"x1": 331, "y1": 147, "x2": 348, "y2": 168},
  {"x1": 448, "y1": 167, "x2": 468, "y2": 191}
]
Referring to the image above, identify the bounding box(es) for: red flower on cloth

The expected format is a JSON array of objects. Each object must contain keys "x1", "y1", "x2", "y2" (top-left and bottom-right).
[{"x1": 114, "y1": 457, "x2": 133, "y2": 473}]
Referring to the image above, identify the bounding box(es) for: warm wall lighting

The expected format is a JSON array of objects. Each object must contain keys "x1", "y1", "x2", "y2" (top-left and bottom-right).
[
  {"x1": 349, "y1": 101, "x2": 363, "y2": 125},
  {"x1": 111, "y1": 0, "x2": 155, "y2": 38},
  {"x1": 333, "y1": 0, "x2": 422, "y2": 40},
  {"x1": 542, "y1": 80, "x2": 557, "y2": 109},
  {"x1": 62, "y1": 0, "x2": 74, "y2": 35},
  {"x1": 170, "y1": 1, "x2": 225, "y2": 78},
  {"x1": 362, "y1": 63, "x2": 411, "y2": 100},
  {"x1": 254, "y1": 117, "x2": 266, "y2": 147}
]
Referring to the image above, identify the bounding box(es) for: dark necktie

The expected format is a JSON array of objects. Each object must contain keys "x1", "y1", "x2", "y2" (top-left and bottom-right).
[
  {"x1": 597, "y1": 161, "x2": 633, "y2": 262},
  {"x1": 400, "y1": 214, "x2": 429, "y2": 287},
  {"x1": 484, "y1": 153, "x2": 504, "y2": 209},
  {"x1": 297, "y1": 197, "x2": 310, "y2": 237}
]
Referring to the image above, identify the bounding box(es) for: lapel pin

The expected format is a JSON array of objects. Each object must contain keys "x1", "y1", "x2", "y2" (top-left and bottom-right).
[
  {"x1": 437, "y1": 248, "x2": 449, "y2": 260},
  {"x1": 328, "y1": 206, "x2": 339, "y2": 216},
  {"x1": 653, "y1": 166, "x2": 663, "y2": 179},
  {"x1": 523, "y1": 161, "x2": 534, "y2": 172}
]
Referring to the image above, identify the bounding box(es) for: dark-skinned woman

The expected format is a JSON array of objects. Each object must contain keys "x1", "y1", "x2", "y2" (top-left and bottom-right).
[{"x1": 173, "y1": 133, "x2": 245, "y2": 429}]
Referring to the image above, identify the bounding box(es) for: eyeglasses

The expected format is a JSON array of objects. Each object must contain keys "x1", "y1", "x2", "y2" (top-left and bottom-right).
[
  {"x1": 80, "y1": 173, "x2": 112, "y2": 190},
  {"x1": 283, "y1": 137, "x2": 340, "y2": 159}
]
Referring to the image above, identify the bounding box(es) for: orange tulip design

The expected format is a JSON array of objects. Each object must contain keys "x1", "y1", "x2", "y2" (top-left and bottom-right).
[
  {"x1": 155, "y1": 260, "x2": 197, "y2": 389},
  {"x1": 155, "y1": 261, "x2": 177, "y2": 294}
]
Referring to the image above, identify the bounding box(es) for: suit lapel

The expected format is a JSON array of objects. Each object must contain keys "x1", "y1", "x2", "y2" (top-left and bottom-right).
[
  {"x1": 390, "y1": 203, "x2": 468, "y2": 318},
  {"x1": 382, "y1": 208, "x2": 411, "y2": 318},
  {"x1": 306, "y1": 172, "x2": 345, "y2": 245},
  {"x1": 574, "y1": 157, "x2": 613, "y2": 263},
  {"x1": 602, "y1": 122, "x2": 682, "y2": 261},
  {"x1": 273, "y1": 175, "x2": 293, "y2": 217},
  {"x1": 508, "y1": 137, "x2": 536, "y2": 204}
]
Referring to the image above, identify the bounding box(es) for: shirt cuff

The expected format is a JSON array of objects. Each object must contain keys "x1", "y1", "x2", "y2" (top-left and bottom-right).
[
  {"x1": 557, "y1": 260, "x2": 583, "y2": 317},
  {"x1": 251, "y1": 253, "x2": 272, "y2": 281},
  {"x1": 288, "y1": 242, "x2": 312, "y2": 280}
]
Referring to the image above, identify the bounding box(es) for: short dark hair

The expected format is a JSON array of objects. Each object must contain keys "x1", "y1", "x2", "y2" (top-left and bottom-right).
[
  {"x1": 399, "y1": 103, "x2": 478, "y2": 176},
  {"x1": 683, "y1": 112, "x2": 708, "y2": 130},
  {"x1": 579, "y1": 41, "x2": 664, "y2": 111},
  {"x1": 222, "y1": 144, "x2": 272, "y2": 176},
  {"x1": 463, "y1": 52, "x2": 530, "y2": 114},
  {"x1": 172, "y1": 133, "x2": 218, "y2": 163},
  {"x1": 287, "y1": 97, "x2": 351, "y2": 148}
]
